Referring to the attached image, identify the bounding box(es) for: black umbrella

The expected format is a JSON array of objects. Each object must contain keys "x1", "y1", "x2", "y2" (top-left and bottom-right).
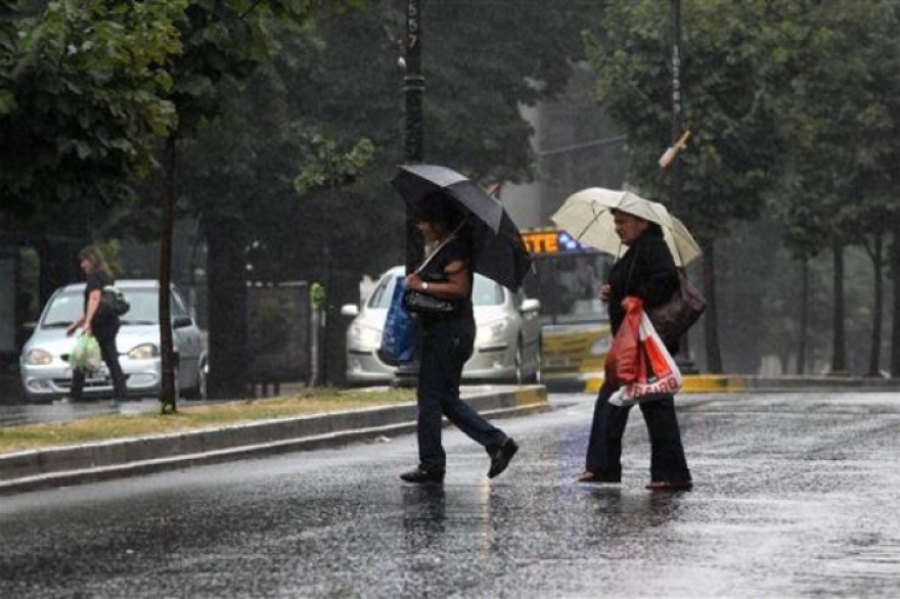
[
  {"x1": 390, "y1": 164, "x2": 532, "y2": 290},
  {"x1": 391, "y1": 164, "x2": 503, "y2": 232},
  {"x1": 469, "y1": 210, "x2": 533, "y2": 291}
]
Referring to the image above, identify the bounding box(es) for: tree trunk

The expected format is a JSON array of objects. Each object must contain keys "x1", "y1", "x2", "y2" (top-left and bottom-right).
[
  {"x1": 158, "y1": 136, "x2": 177, "y2": 413},
  {"x1": 796, "y1": 257, "x2": 808, "y2": 375},
  {"x1": 830, "y1": 240, "x2": 846, "y2": 375},
  {"x1": 891, "y1": 231, "x2": 900, "y2": 377},
  {"x1": 205, "y1": 213, "x2": 248, "y2": 399},
  {"x1": 867, "y1": 232, "x2": 883, "y2": 377},
  {"x1": 702, "y1": 237, "x2": 723, "y2": 374}
]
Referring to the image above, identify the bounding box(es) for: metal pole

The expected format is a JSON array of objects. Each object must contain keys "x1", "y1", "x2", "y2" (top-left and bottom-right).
[
  {"x1": 394, "y1": 0, "x2": 425, "y2": 387},
  {"x1": 403, "y1": 0, "x2": 424, "y2": 274},
  {"x1": 670, "y1": 0, "x2": 682, "y2": 212}
]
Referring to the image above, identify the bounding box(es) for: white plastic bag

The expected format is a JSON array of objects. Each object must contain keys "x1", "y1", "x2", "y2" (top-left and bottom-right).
[
  {"x1": 609, "y1": 308, "x2": 683, "y2": 407},
  {"x1": 70, "y1": 334, "x2": 103, "y2": 374}
]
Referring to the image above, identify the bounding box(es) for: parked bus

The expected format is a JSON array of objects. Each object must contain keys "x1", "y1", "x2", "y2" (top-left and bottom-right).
[{"x1": 521, "y1": 227, "x2": 614, "y2": 377}]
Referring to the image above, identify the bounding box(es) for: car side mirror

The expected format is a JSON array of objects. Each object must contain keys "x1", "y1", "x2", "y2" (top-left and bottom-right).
[
  {"x1": 173, "y1": 316, "x2": 193, "y2": 329},
  {"x1": 341, "y1": 304, "x2": 360, "y2": 317},
  {"x1": 520, "y1": 299, "x2": 540, "y2": 313}
]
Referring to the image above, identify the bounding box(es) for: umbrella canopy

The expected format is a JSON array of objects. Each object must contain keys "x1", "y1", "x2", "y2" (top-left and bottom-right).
[
  {"x1": 391, "y1": 164, "x2": 531, "y2": 290},
  {"x1": 469, "y1": 210, "x2": 532, "y2": 291},
  {"x1": 391, "y1": 164, "x2": 503, "y2": 233},
  {"x1": 551, "y1": 187, "x2": 702, "y2": 266}
]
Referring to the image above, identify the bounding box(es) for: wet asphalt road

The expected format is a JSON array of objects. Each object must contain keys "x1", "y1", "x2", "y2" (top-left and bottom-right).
[{"x1": 2, "y1": 392, "x2": 900, "y2": 598}]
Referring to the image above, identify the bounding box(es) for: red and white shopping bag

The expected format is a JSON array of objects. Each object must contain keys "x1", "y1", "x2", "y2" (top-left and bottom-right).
[{"x1": 608, "y1": 297, "x2": 683, "y2": 407}]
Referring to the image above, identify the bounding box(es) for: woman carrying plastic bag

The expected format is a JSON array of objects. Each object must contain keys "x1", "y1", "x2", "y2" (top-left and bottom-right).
[
  {"x1": 380, "y1": 278, "x2": 417, "y2": 363},
  {"x1": 579, "y1": 209, "x2": 693, "y2": 491},
  {"x1": 65, "y1": 245, "x2": 128, "y2": 402}
]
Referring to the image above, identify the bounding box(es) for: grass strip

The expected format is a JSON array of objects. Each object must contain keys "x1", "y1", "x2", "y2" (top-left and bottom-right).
[{"x1": 0, "y1": 388, "x2": 416, "y2": 455}]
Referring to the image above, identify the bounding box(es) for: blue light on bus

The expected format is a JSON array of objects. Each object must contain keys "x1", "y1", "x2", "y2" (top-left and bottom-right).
[
  {"x1": 522, "y1": 228, "x2": 595, "y2": 255},
  {"x1": 558, "y1": 231, "x2": 582, "y2": 251}
]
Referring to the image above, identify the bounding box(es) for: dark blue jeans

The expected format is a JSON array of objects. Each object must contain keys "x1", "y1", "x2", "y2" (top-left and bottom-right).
[
  {"x1": 585, "y1": 380, "x2": 691, "y2": 484},
  {"x1": 416, "y1": 317, "x2": 507, "y2": 470}
]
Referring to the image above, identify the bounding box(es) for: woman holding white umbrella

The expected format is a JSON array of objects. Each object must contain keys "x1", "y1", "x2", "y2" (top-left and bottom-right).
[{"x1": 553, "y1": 188, "x2": 694, "y2": 491}]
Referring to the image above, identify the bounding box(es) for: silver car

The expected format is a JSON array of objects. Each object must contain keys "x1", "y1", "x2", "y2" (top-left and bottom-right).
[
  {"x1": 342, "y1": 266, "x2": 542, "y2": 385},
  {"x1": 20, "y1": 280, "x2": 207, "y2": 403}
]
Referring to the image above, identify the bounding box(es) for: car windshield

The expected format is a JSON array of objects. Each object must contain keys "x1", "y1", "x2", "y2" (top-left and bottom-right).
[
  {"x1": 367, "y1": 273, "x2": 505, "y2": 309},
  {"x1": 40, "y1": 288, "x2": 189, "y2": 328}
]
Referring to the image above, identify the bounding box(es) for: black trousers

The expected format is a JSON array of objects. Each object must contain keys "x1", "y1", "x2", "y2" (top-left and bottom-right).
[
  {"x1": 71, "y1": 324, "x2": 127, "y2": 401},
  {"x1": 416, "y1": 317, "x2": 507, "y2": 470},
  {"x1": 585, "y1": 380, "x2": 691, "y2": 484}
]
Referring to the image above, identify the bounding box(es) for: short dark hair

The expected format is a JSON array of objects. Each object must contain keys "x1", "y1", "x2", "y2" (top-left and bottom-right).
[{"x1": 414, "y1": 191, "x2": 464, "y2": 229}]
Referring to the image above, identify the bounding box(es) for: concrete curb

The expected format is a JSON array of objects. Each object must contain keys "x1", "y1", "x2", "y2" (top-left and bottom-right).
[
  {"x1": 0, "y1": 385, "x2": 548, "y2": 495},
  {"x1": 552, "y1": 373, "x2": 900, "y2": 395}
]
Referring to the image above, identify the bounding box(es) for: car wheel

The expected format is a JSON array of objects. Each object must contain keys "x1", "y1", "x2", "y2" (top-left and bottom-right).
[
  {"x1": 513, "y1": 339, "x2": 524, "y2": 385},
  {"x1": 183, "y1": 361, "x2": 208, "y2": 401},
  {"x1": 528, "y1": 342, "x2": 542, "y2": 385}
]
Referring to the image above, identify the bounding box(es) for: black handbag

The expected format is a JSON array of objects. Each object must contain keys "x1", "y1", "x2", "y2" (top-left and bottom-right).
[{"x1": 402, "y1": 289, "x2": 458, "y2": 314}]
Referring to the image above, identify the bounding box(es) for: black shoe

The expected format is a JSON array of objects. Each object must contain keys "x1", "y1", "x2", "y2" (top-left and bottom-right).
[
  {"x1": 488, "y1": 438, "x2": 519, "y2": 479},
  {"x1": 400, "y1": 466, "x2": 445, "y2": 484}
]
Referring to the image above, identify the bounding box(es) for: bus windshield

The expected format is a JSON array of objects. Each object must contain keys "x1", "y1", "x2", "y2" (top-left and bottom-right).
[{"x1": 521, "y1": 229, "x2": 613, "y2": 325}]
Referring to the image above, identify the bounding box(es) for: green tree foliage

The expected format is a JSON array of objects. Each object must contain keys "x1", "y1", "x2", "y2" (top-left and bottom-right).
[
  {"x1": 585, "y1": 1, "x2": 779, "y2": 236},
  {"x1": 584, "y1": 0, "x2": 782, "y2": 372},
  {"x1": 293, "y1": 135, "x2": 375, "y2": 197},
  {"x1": 765, "y1": 1, "x2": 900, "y2": 256},
  {"x1": 165, "y1": 1, "x2": 598, "y2": 388},
  {"x1": 0, "y1": 0, "x2": 185, "y2": 217},
  {"x1": 251, "y1": 0, "x2": 600, "y2": 285},
  {"x1": 762, "y1": 1, "x2": 900, "y2": 376},
  {"x1": 150, "y1": 1, "x2": 365, "y2": 402},
  {"x1": 586, "y1": 0, "x2": 900, "y2": 376}
]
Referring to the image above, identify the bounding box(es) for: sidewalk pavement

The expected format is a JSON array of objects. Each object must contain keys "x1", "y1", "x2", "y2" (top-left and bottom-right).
[{"x1": 0, "y1": 385, "x2": 548, "y2": 496}]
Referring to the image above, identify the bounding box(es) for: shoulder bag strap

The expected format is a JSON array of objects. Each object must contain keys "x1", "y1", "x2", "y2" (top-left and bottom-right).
[{"x1": 414, "y1": 223, "x2": 465, "y2": 274}]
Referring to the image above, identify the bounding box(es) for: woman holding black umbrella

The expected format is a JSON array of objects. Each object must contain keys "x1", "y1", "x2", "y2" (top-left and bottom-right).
[{"x1": 399, "y1": 191, "x2": 519, "y2": 484}]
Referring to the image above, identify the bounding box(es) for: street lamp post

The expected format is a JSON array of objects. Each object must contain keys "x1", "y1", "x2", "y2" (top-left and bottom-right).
[
  {"x1": 394, "y1": 0, "x2": 425, "y2": 387},
  {"x1": 403, "y1": 0, "x2": 424, "y2": 273},
  {"x1": 670, "y1": 0, "x2": 682, "y2": 211}
]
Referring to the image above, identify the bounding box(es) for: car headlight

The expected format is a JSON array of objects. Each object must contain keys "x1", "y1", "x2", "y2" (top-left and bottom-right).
[
  {"x1": 348, "y1": 322, "x2": 383, "y2": 349},
  {"x1": 24, "y1": 348, "x2": 53, "y2": 365},
  {"x1": 127, "y1": 343, "x2": 159, "y2": 360},
  {"x1": 476, "y1": 318, "x2": 510, "y2": 344}
]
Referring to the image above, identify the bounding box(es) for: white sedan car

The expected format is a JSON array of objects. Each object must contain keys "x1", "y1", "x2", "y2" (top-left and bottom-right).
[
  {"x1": 342, "y1": 266, "x2": 542, "y2": 385},
  {"x1": 19, "y1": 280, "x2": 207, "y2": 403}
]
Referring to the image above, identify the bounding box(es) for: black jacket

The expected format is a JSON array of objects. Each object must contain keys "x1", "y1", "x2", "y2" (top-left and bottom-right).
[{"x1": 606, "y1": 226, "x2": 678, "y2": 337}]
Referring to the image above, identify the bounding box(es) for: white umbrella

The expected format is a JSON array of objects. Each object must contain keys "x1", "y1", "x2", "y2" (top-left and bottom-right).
[{"x1": 551, "y1": 187, "x2": 702, "y2": 266}]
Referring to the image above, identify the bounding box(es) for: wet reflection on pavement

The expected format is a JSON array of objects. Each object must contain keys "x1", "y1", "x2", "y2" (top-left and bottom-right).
[{"x1": 1, "y1": 392, "x2": 900, "y2": 598}]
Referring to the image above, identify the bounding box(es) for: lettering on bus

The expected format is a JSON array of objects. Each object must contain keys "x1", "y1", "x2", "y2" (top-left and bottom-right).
[
  {"x1": 522, "y1": 232, "x2": 559, "y2": 254},
  {"x1": 522, "y1": 230, "x2": 590, "y2": 255}
]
